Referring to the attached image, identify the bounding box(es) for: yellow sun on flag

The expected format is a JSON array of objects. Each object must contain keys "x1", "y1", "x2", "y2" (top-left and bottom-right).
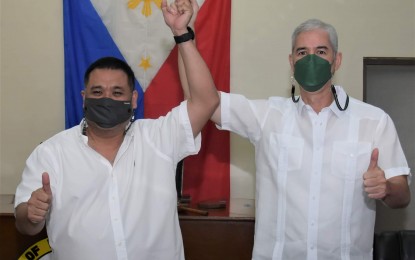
[
  {"x1": 127, "y1": 0, "x2": 162, "y2": 17},
  {"x1": 139, "y1": 56, "x2": 152, "y2": 71}
]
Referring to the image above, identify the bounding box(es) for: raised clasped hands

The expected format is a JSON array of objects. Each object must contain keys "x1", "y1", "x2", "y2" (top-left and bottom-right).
[
  {"x1": 27, "y1": 172, "x2": 53, "y2": 224},
  {"x1": 188, "y1": 0, "x2": 199, "y2": 28},
  {"x1": 161, "y1": 0, "x2": 194, "y2": 35},
  {"x1": 363, "y1": 148, "x2": 388, "y2": 200}
]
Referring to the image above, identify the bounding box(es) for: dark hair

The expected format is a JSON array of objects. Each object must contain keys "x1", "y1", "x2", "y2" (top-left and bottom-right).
[{"x1": 84, "y1": 57, "x2": 136, "y2": 91}]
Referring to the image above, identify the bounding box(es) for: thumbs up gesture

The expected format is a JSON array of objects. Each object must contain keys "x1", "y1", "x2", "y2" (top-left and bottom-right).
[
  {"x1": 27, "y1": 172, "x2": 53, "y2": 224},
  {"x1": 363, "y1": 148, "x2": 388, "y2": 200}
]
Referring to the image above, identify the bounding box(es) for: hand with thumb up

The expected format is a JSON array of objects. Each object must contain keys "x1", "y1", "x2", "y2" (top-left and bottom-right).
[
  {"x1": 27, "y1": 172, "x2": 53, "y2": 224},
  {"x1": 363, "y1": 148, "x2": 388, "y2": 200}
]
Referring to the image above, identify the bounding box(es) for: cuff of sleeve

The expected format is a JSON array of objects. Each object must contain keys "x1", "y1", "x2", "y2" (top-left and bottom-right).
[
  {"x1": 215, "y1": 92, "x2": 230, "y2": 131},
  {"x1": 179, "y1": 101, "x2": 201, "y2": 156},
  {"x1": 384, "y1": 167, "x2": 412, "y2": 185},
  {"x1": 13, "y1": 195, "x2": 31, "y2": 216}
]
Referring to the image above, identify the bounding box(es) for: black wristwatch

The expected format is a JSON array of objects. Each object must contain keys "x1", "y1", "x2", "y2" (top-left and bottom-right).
[{"x1": 174, "y1": 27, "x2": 195, "y2": 44}]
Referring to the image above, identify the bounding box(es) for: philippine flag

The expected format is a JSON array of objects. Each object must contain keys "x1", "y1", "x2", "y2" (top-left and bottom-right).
[{"x1": 63, "y1": 0, "x2": 231, "y2": 204}]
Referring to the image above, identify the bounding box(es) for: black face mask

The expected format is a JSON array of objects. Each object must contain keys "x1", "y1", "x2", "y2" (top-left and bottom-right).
[{"x1": 84, "y1": 98, "x2": 133, "y2": 128}]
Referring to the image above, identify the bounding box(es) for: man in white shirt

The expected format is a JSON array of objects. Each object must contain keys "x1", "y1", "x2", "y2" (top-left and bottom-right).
[
  {"x1": 182, "y1": 18, "x2": 411, "y2": 260},
  {"x1": 14, "y1": 0, "x2": 219, "y2": 259}
]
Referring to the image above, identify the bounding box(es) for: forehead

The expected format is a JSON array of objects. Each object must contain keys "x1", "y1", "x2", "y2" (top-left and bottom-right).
[
  {"x1": 293, "y1": 29, "x2": 331, "y2": 50},
  {"x1": 87, "y1": 68, "x2": 129, "y2": 87}
]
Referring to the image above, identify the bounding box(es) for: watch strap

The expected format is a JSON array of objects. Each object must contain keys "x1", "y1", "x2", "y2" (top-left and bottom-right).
[{"x1": 174, "y1": 27, "x2": 195, "y2": 44}]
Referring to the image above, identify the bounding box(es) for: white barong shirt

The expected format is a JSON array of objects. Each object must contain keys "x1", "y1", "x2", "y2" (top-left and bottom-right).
[{"x1": 219, "y1": 86, "x2": 410, "y2": 260}]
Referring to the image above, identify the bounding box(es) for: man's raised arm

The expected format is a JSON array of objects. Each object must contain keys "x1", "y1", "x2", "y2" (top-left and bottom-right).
[{"x1": 162, "y1": 0, "x2": 219, "y2": 137}]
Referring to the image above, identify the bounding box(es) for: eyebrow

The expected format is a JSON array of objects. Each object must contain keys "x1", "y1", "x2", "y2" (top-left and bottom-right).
[
  {"x1": 295, "y1": 46, "x2": 329, "y2": 52},
  {"x1": 295, "y1": 47, "x2": 307, "y2": 53},
  {"x1": 89, "y1": 85, "x2": 126, "y2": 90},
  {"x1": 316, "y1": 46, "x2": 329, "y2": 50}
]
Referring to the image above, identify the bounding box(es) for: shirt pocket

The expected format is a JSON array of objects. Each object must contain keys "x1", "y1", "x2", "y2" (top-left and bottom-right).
[
  {"x1": 331, "y1": 141, "x2": 372, "y2": 180},
  {"x1": 269, "y1": 133, "x2": 304, "y2": 172}
]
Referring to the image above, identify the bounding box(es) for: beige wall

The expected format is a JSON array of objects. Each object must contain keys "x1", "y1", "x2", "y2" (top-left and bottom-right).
[
  {"x1": 1, "y1": 0, "x2": 414, "y2": 227},
  {"x1": 1, "y1": 0, "x2": 64, "y2": 195}
]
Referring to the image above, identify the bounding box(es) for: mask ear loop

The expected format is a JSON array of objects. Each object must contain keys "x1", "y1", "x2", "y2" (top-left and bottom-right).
[
  {"x1": 129, "y1": 111, "x2": 135, "y2": 123},
  {"x1": 291, "y1": 76, "x2": 299, "y2": 103},
  {"x1": 124, "y1": 109, "x2": 135, "y2": 135},
  {"x1": 331, "y1": 85, "x2": 349, "y2": 111},
  {"x1": 82, "y1": 118, "x2": 88, "y2": 135}
]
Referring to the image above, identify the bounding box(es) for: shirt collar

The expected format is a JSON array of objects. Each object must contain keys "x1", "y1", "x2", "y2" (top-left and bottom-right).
[
  {"x1": 295, "y1": 85, "x2": 349, "y2": 118},
  {"x1": 77, "y1": 118, "x2": 136, "y2": 139}
]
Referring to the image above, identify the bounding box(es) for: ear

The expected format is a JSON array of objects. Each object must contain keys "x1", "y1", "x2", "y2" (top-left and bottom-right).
[
  {"x1": 81, "y1": 90, "x2": 86, "y2": 107},
  {"x1": 289, "y1": 54, "x2": 294, "y2": 73},
  {"x1": 132, "y1": 90, "x2": 138, "y2": 109},
  {"x1": 334, "y1": 51, "x2": 342, "y2": 71}
]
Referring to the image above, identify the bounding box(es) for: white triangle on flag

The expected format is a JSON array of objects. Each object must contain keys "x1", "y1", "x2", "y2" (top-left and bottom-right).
[{"x1": 91, "y1": 0, "x2": 205, "y2": 92}]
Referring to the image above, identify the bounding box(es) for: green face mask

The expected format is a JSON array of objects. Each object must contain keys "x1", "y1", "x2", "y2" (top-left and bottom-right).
[{"x1": 294, "y1": 54, "x2": 333, "y2": 92}]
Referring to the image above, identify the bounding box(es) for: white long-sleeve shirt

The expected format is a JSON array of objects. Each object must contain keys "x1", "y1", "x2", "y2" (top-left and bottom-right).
[{"x1": 219, "y1": 86, "x2": 410, "y2": 260}]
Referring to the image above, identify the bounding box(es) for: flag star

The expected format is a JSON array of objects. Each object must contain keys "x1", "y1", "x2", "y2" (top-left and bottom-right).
[
  {"x1": 127, "y1": 0, "x2": 162, "y2": 17},
  {"x1": 139, "y1": 56, "x2": 152, "y2": 71}
]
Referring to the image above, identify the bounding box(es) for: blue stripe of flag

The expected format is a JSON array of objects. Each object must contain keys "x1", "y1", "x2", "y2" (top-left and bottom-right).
[{"x1": 63, "y1": 0, "x2": 144, "y2": 129}]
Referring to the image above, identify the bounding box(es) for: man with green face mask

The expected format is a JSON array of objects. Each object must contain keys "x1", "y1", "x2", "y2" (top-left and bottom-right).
[{"x1": 180, "y1": 18, "x2": 411, "y2": 260}]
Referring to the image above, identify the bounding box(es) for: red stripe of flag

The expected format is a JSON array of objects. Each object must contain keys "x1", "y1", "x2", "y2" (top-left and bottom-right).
[{"x1": 144, "y1": 0, "x2": 231, "y2": 205}]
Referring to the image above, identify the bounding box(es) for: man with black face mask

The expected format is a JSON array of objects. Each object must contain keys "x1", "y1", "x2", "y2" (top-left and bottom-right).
[
  {"x1": 180, "y1": 18, "x2": 411, "y2": 259},
  {"x1": 14, "y1": 0, "x2": 219, "y2": 259}
]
